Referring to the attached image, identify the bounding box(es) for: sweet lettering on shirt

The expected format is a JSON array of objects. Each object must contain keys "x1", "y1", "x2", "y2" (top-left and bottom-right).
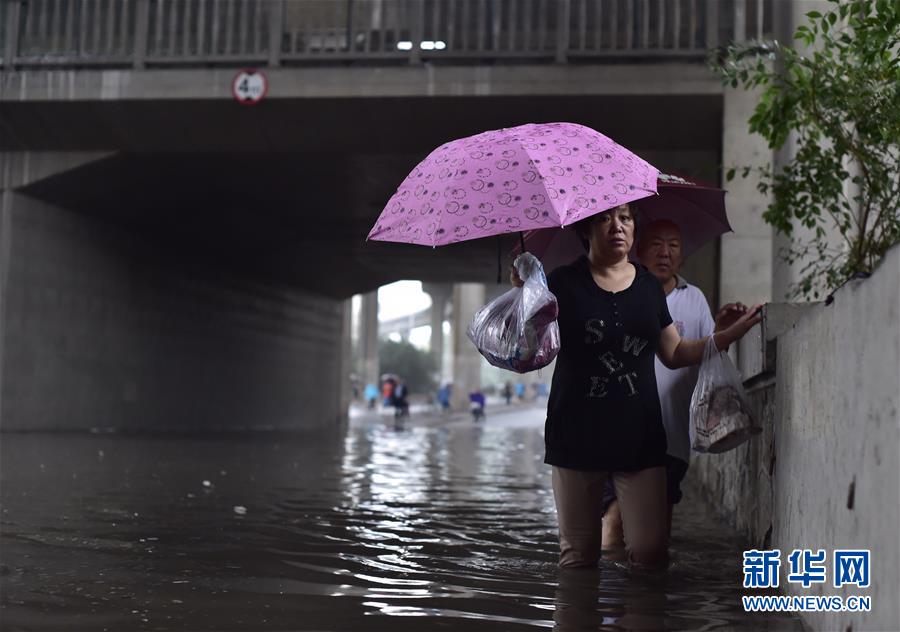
[
  {"x1": 584, "y1": 318, "x2": 605, "y2": 344},
  {"x1": 622, "y1": 335, "x2": 648, "y2": 357},
  {"x1": 584, "y1": 320, "x2": 647, "y2": 399},
  {"x1": 617, "y1": 371, "x2": 639, "y2": 397},
  {"x1": 587, "y1": 376, "x2": 609, "y2": 398},
  {"x1": 598, "y1": 350, "x2": 623, "y2": 375}
]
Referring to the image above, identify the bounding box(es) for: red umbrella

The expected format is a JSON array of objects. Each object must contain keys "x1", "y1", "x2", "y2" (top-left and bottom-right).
[{"x1": 512, "y1": 173, "x2": 732, "y2": 271}]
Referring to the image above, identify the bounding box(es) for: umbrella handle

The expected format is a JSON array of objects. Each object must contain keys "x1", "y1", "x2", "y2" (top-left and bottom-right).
[{"x1": 498, "y1": 233, "x2": 528, "y2": 284}]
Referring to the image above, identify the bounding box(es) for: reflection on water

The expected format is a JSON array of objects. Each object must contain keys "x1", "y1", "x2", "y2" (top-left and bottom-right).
[{"x1": 1, "y1": 409, "x2": 802, "y2": 631}]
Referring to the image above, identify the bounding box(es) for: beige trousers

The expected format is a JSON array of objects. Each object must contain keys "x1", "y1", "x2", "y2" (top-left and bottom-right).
[{"x1": 551, "y1": 465, "x2": 668, "y2": 568}]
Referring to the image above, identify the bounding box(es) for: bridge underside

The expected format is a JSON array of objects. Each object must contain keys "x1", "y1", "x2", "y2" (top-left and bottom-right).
[
  {"x1": 0, "y1": 68, "x2": 726, "y2": 432},
  {"x1": 6, "y1": 92, "x2": 722, "y2": 298}
]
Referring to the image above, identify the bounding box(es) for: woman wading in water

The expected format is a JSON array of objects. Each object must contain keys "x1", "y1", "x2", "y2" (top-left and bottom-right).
[{"x1": 513, "y1": 203, "x2": 761, "y2": 568}]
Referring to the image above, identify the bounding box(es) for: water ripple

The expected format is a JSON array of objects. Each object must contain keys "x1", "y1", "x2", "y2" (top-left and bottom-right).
[{"x1": 0, "y1": 412, "x2": 805, "y2": 631}]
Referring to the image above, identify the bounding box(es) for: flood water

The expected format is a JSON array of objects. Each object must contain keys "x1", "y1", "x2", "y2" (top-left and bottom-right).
[{"x1": 1, "y1": 406, "x2": 804, "y2": 631}]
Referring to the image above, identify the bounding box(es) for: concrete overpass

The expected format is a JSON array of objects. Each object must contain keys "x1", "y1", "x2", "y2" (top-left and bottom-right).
[
  {"x1": 0, "y1": 0, "x2": 777, "y2": 431},
  {"x1": 379, "y1": 308, "x2": 431, "y2": 337}
]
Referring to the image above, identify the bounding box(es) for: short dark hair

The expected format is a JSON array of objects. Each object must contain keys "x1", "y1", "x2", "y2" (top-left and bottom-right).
[{"x1": 571, "y1": 204, "x2": 641, "y2": 252}]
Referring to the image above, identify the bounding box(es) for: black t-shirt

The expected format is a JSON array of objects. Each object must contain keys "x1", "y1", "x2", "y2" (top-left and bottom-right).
[{"x1": 545, "y1": 256, "x2": 673, "y2": 471}]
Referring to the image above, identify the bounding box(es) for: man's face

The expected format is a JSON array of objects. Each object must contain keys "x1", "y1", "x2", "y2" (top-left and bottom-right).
[{"x1": 638, "y1": 221, "x2": 683, "y2": 284}]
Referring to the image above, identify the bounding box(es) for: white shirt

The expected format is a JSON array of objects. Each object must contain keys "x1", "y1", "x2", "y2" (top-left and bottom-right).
[{"x1": 656, "y1": 275, "x2": 716, "y2": 463}]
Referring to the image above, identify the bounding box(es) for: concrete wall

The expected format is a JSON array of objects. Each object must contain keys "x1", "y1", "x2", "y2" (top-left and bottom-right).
[
  {"x1": 0, "y1": 192, "x2": 350, "y2": 432},
  {"x1": 719, "y1": 86, "x2": 773, "y2": 307},
  {"x1": 691, "y1": 245, "x2": 900, "y2": 631}
]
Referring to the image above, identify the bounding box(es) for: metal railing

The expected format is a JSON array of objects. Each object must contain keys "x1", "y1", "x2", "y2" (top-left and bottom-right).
[{"x1": 1, "y1": 0, "x2": 773, "y2": 69}]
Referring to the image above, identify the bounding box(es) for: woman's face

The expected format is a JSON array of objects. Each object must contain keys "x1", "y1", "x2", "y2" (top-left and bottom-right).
[{"x1": 587, "y1": 204, "x2": 635, "y2": 259}]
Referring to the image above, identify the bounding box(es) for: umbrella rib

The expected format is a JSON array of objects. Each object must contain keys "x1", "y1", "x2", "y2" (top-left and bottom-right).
[
  {"x1": 514, "y1": 125, "x2": 659, "y2": 227},
  {"x1": 511, "y1": 133, "x2": 569, "y2": 227}
]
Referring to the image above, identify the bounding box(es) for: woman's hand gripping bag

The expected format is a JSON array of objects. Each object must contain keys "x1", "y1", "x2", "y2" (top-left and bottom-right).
[
  {"x1": 466, "y1": 253, "x2": 560, "y2": 373},
  {"x1": 690, "y1": 336, "x2": 762, "y2": 453}
]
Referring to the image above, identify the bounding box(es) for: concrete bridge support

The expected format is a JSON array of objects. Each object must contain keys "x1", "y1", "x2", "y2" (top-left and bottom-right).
[
  {"x1": 422, "y1": 281, "x2": 451, "y2": 378},
  {"x1": 0, "y1": 152, "x2": 351, "y2": 432},
  {"x1": 719, "y1": 86, "x2": 774, "y2": 307},
  {"x1": 770, "y1": 0, "x2": 840, "y2": 302},
  {"x1": 359, "y1": 291, "x2": 379, "y2": 388},
  {"x1": 450, "y1": 283, "x2": 484, "y2": 411}
]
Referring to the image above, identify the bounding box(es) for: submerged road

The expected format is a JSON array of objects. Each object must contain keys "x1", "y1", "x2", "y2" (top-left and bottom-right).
[{"x1": 1, "y1": 406, "x2": 803, "y2": 631}]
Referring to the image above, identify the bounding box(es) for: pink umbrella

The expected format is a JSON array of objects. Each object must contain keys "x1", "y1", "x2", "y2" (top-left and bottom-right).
[
  {"x1": 367, "y1": 122, "x2": 659, "y2": 247},
  {"x1": 513, "y1": 173, "x2": 732, "y2": 272}
]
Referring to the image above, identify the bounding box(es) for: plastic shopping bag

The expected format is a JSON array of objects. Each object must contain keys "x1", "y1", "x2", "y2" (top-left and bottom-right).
[
  {"x1": 466, "y1": 253, "x2": 560, "y2": 373},
  {"x1": 690, "y1": 336, "x2": 761, "y2": 453}
]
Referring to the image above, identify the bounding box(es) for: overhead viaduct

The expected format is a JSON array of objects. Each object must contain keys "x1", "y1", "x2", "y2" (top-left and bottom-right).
[{"x1": 0, "y1": 0, "x2": 777, "y2": 430}]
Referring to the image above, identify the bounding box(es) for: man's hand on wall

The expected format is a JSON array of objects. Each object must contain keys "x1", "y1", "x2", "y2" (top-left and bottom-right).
[{"x1": 715, "y1": 302, "x2": 749, "y2": 332}]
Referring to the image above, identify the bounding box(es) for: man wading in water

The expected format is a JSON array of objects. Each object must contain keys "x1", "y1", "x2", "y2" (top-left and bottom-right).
[{"x1": 600, "y1": 219, "x2": 750, "y2": 548}]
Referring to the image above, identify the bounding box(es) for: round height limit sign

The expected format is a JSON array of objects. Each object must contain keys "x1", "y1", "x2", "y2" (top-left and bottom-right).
[{"x1": 232, "y1": 69, "x2": 268, "y2": 105}]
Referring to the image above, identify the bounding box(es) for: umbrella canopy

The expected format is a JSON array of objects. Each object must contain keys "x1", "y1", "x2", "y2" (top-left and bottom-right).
[
  {"x1": 634, "y1": 173, "x2": 731, "y2": 257},
  {"x1": 367, "y1": 122, "x2": 659, "y2": 247},
  {"x1": 513, "y1": 173, "x2": 732, "y2": 272}
]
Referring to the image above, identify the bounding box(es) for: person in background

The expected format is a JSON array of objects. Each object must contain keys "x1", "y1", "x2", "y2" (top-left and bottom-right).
[
  {"x1": 503, "y1": 382, "x2": 513, "y2": 405},
  {"x1": 381, "y1": 378, "x2": 395, "y2": 407},
  {"x1": 515, "y1": 382, "x2": 526, "y2": 402},
  {"x1": 393, "y1": 379, "x2": 410, "y2": 420},
  {"x1": 469, "y1": 389, "x2": 486, "y2": 422},
  {"x1": 600, "y1": 219, "x2": 751, "y2": 547},
  {"x1": 363, "y1": 383, "x2": 379, "y2": 410},
  {"x1": 437, "y1": 383, "x2": 452, "y2": 413}
]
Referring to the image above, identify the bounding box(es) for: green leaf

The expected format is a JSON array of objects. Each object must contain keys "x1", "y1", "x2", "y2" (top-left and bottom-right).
[{"x1": 721, "y1": 0, "x2": 900, "y2": 300}]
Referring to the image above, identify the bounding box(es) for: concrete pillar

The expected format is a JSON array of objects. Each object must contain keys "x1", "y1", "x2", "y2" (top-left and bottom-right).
[
  {"x1": 429, "y1": 290, "x2": 447, "y2": 358},
  {"x1": 360, "y1": 291, "x2": 379, "y2": 387},
  {"x1": 450, "y1": 283, "x2": 484, "y2": 410},
  {"x1": 421, "y1": 281, "x2": 451, "y2": 376},
  {"x1": 770, "y1": 0, "x2": 840, "y2": 301},
  {"x1": 336, "y1": 298, "x2": 353, "y2": 425},
  {"x1": 721, "y1": 1, "x2": 840, "y2": 304},
  {"x1": 720, "y1": 86, "x2": 774, "y2": 306},
  {"x1": 0, "y1": 189, "x2": 11, "y2": 425}
]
